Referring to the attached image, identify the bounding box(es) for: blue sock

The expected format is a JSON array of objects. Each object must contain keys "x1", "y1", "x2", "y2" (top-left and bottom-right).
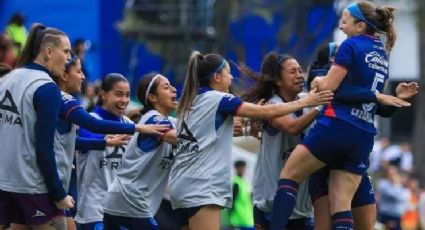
[
  {"x1": 270, "y1": 178, "x2": 299, "y2": 230},
  {"x1": 331, "y1": 211, "x2": 353, "y2": 230}
]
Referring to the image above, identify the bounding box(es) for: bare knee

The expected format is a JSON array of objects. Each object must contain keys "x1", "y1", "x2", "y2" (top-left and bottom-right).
[{"x1": 279, "y1": 145, "x2": 325, "y2": 183}]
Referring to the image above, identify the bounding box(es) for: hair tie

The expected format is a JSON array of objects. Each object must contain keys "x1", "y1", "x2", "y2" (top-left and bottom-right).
[
  {"x1": 277, "y1": 54, "x2": 290, "y2": 66},
  {"x1": 144, "y1": 74, "x2": 161, "y2": 105},
  {"x1": 346, "y1": 2, "x2": 377, "y2": 30},
  {"x1": 213, "y1": 59, "x2": 226, "y2": 74}
]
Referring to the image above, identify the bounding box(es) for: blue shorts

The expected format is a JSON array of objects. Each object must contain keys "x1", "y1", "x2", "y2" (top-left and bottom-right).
[
  {"x1": 253, "y1": 206, "x2": 314, "y2": 230},
  {"x1": 302, "y1": 117, "x2": 374, "y2": 175},
  {"x1": 309, "y1": 168, "x2": 375, "y2": 208},
  {"x1": 103, "y1": 213, "x2": 158, "y2": 230},
  {"x1": 379, "y1": 213, "x2": 401, "y2": 230}
]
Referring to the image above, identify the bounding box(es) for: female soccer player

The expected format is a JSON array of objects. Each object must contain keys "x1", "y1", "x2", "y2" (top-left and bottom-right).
[
  {"x1": 308, "y1": 42, "x2": 418, "y2": 230},
  {"x1": 0, "y1": 23, "x2": 73, "y2": 229},
  {"x1": 169, "y1": 51, "x2": 333, "y2": 230},
  {"x1": 103, "y1": 73, "x2": 178, "y2": 230},
  {"x1": 74, "y1": 73, "x2": 167, "y2": 229},
  {"x1": 270, "y1": 2, "x2": 411, "y2": 229},
  {"x1": 239, "y1": 52, "x2": 317, "y2": 230}
]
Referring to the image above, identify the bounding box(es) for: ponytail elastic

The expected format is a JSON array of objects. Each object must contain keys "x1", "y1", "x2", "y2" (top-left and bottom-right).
[
  {"x1": 33, "y1": 25, "x2": 46, "y2": 54},
  {"x1": 346, "y1": 2, "x2": 377, "y2": 30},
  {"x1": 213, "y1": 59, "x2": 227, "y2": 74},
  {"x1": 277, "y1": 54, "x2": 291, "y2": 66}
]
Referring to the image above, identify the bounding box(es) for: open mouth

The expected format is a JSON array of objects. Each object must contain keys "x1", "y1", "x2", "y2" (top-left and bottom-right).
[{"x1": 171, "y1": 96, "x2": 178, "y2": 104}]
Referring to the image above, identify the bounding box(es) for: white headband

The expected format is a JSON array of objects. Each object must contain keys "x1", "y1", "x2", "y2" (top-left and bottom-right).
[{"x1": 145, "y1": 74, "x2": 161, "y2": 105}]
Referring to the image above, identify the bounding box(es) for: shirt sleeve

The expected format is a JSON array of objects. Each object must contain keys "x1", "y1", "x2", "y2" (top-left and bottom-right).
[
  {"x1": 59, "y1": 93, "x2": 81, "y2": 119},
  {"x1": 78, "y1": 126, "x2": 105, "y2": 154},
  {"x1": 137, "y1": 115, "x2": 173, "y2": 152},
  {"x1": 33, "y1": 82, "x2": 66, "y2": 202},
  {"x1": 334, "y1": 38, "x2": 356, "y2": 70},
  {"x1": 67, "y1": 107, "x2": 135, "y2": 134},
  {"x1": 75, "y1": 137, "x2": 106, "y2": 151},
  {"x1": 376, "y1": 103, "x2": 398, "y2": 117},
  {"x1": 217, "y1": 94, "x2": 244, "y2": 116}
]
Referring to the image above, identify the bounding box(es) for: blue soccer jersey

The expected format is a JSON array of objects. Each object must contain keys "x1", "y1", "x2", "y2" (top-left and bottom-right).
[{"x1": 322, "y1": 35, "x2": 388, "y2": 134}]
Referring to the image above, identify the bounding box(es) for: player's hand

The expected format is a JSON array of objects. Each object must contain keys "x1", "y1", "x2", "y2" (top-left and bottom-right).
[
  {"x1": 105, "y1": 134, "x2": 131, "y2": 146},
  {"x1": 376, "y1": 93, "x2": 411, "y2": 107},
  {"x1": 135, "y1": 124, "x2": 170, "y2": 135},
  {"x1": 301, "y1": 88, "x2": 333, "y2": 107},
  {"x1": 55, "y1": 195, "x2": 74, "y2": 209},
  {"x1": 395, "y1": 82, "x2": 418, "y2": 100},
  {"x1": 311, "y1": 76, "x2": 325, "y2": 91}
]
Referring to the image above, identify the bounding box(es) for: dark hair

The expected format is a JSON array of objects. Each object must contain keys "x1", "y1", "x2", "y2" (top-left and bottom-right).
[
  {"x1": 97, "y1": 73, "x2": 128, "y2": 106},
  {"x1": 234, "y1": 160, "x2": 246, "y2": 167},
  {"x1": 8, "y1": 13, "x2": 25, "y2": 26},
  {"x1": 356, "y1": 1, "x2": 397, "y2": 52},
  {"x1": 240, "y1": 52, "x2": 293, "y2": 103},
  {"x1": 177, "y1": 51, "x2": 226, "y2": 118},
  {"x1": 64, "y1": 52, "x2": 79, "y2": 73},
  {"x1": 0, "y1": 63, "x2": 12, "y2": 77},
  {"x1": 137, "y1": 72, "x2": 162, "y2": 114},
  {"x1": 307, "y1": 43, "x2": 339, "y2": 91},
  {"x1": 73, "y1": 38, "x2": 86, "y2": 56},
  {"x1": 16, "y1": 23, "x2": 67, "y2": 67}
]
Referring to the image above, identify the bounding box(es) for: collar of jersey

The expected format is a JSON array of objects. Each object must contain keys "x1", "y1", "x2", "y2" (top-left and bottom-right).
[
  {"x1": 24, "y1": 62, "x2": 54, "y2": 78},
  {"x1": 198, "y1": 86, "x2": 214, "y2": 95},
  {"x1": 93, "y1": 106, "x2": 123, "y2": 122}
]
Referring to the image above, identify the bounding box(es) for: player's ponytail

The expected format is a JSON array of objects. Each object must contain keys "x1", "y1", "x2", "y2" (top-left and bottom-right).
[
  {"x1": 16, "y1": 23, "x2": 67, "y2": 67},
  {"x1": 177, "y1": 51, "x2": 225, "y2": 119},
  {"x1": 357, "y1": 1, "x2": 397, "y2": 52}
]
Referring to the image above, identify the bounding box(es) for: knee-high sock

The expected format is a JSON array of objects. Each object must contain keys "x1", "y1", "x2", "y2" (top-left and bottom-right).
[
  {"x1": 270, "y1": 178, "x2": 299, "y2": 230},
  {"x1": 331, "y1": 211, "x2": 353, "y2": 230}
]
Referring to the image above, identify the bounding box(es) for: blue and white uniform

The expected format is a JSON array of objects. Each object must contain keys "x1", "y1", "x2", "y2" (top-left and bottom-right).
[
  {"x1": 75, "y1": 106, "x2": 132, "y2": 225},
  {"x1": 103, "y1": 110, "x2": 175, "y2": 229},
  {"x1": 0, "y1": 63, "x2": 65, "y2": 199},
  {"x1": 253, "y1": 94, "x2": 313, "y2": 229},
  {"x1": 55, "y1": 94, "x2": 137, "y2": 192},
  {"x1": 0, "y1": 63, "x2": 66, "y2": 224},
  {"x1": 304, "y1": 35, "x2": 389, "y2": 175},
  {"x1": 169, "y1": 87, "x2": 243, "y2": 213}
]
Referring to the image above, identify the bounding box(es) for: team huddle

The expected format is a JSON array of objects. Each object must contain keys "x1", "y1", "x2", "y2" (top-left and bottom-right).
[{"x1": 0, "y1": 1, "x2": 420, "y2": 230}]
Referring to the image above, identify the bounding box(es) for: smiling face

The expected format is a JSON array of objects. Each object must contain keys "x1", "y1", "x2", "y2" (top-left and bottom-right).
[
  {"x1": 148, "y1": 76, "x2": 178, "y2": 115},
  {"x1": 63, "y1": 59, "x2": 85, "y2": 94},
  {"x1": 277, "y1": 58, "x2": 304, "y2": 96},
  {"x1": 101, "y1": 81, "x2": 130, "y2": 117},
  {"x1": 339, "y1": 10, "x2": 364, "y2": 37}
]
